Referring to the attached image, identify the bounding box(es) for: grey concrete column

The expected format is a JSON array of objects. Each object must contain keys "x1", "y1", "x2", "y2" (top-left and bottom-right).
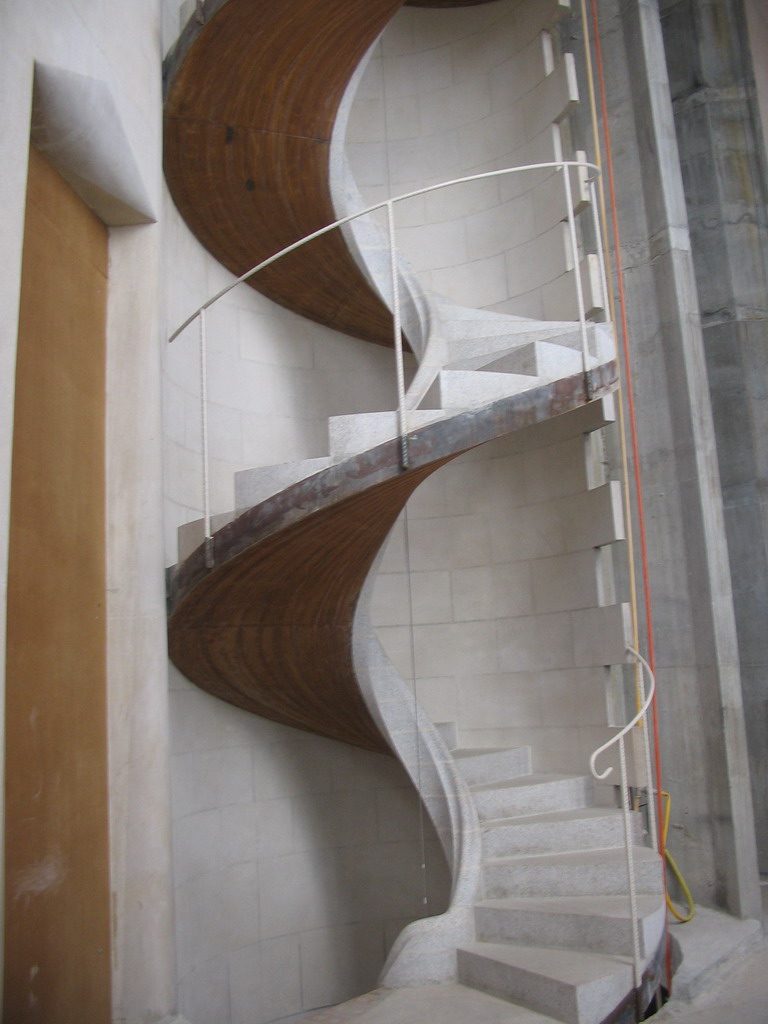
[
  {"x1": 659, "y1": 0, "x2": 768, "y2": 876},
  {"x1": 598, "y1": 0, "x2": 761, "y2": 917}
]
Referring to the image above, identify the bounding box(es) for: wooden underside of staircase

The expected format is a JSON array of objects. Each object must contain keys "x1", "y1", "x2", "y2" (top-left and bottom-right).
[{"x1": 168, "y1": 363, "x2": 615, "y2": 754}]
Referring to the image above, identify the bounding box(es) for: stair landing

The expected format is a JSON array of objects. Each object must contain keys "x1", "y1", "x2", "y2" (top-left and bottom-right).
[{"x1": 299, "y1": 983, "x2": 561, "y2": 1024}]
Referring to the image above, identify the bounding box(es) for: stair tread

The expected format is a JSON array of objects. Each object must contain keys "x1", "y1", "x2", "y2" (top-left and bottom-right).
[
  {"x1": 485, "y1": 845, "x2": 661, "y2": 869},
  {"x1": 459, "y1": 942, "x2": 632, "y2": 985},
  {"x1": 443, "y1": 368, "x2": 539, "y2": 380},
  {"x1": 453, "y1": 746, "x2": 530, "y2": 758},
  {"x1": 475, "y1": 893, "x2": 664, "y2": 919},
  {"x1": 447, "y1": 337, "x2": 581, "y2": 370},
  {"x1": 471, "y1": 773, "x2": 588, "y2": 793},
  {"x1": 443, "y1": 316, "x2": 578, "y2": 337},
  {"x1": 481, "y1": 806, "x2": 625, "y2": 828},
  {"x1": 302, "y1": 982, "x2": 562, "y2": 1023}
]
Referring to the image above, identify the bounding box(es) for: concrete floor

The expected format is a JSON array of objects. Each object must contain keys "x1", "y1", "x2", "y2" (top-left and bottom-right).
[
  {"x1": 652, "y1": 942, "x2": 768, "y2": 1023},
  {"x1": 650, "y1": 904, "x2": 767, "y2": 1024},
  {"x1": 299, "y1": 904, "x2": 767, "y2": 1024}
]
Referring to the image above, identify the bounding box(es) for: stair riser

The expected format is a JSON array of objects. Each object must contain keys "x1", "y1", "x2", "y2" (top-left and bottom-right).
[
  {"x1": 454, "y1": 748, "x2": 532, "y2": 787},
  {"x1": 327, "y1": 410, "x2": 442, "y2": 459},
  {"x1": 474, "y1": 904, "x2": 664, "y2": 958},
  {"x1": 234, "y1": 458, "x2": 330, "y2": 511},
  {"x1": 483, "y1": 858, "x2": 663, "y2": 900},
  {"x1": 438, "y1": 371, "x2": 537, "y2": 408},
  {"x1": 481, "y1": 815, "x2": 632, "y2": 858},
  {"x1": 444, "y1": 321, "x2": 578, "y2": 351},
  {"x1": 481, "y1": 344, "x2": 583, "y2": 379},
  {"x1": 457, "y1": 949, "x2": 631, "y2": 1024},
  {"x1": 474, "y1": 778, "x2": 593, "y2": 821}
]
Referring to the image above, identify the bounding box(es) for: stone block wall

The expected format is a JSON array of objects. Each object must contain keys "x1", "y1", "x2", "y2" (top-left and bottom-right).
[{"x1": 372, "y1": 410, "x2": 629, "y2": 776}]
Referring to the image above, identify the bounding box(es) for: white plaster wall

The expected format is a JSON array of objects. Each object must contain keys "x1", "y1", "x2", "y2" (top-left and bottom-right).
[
  {"x1": 159, "y1": 9, "x2": 467, "y2": 1021},
  {"x1": 169, "y1": 666, "x2": 449, "y2": 1024},
  {"x1": 0, "y1": 2, "x2": 173, "y2": 1021},
  {"x1": 372, "y1": 426, "x2": 628, "y2": 776},
  {"x1": 161, "y1": 189, "x2": 452, "y2": 1022},
  {"x1": 162, "y1": 205, "x2": 407, "y2": 558},
  {"x1": 345, "y1": 0, "x2": 594, "y2": 321}
]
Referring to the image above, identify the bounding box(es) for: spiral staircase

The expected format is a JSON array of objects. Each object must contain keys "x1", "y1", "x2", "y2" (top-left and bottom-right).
[{"x1": 164, "y1": 1, "x2": 667, "y2": 1021}]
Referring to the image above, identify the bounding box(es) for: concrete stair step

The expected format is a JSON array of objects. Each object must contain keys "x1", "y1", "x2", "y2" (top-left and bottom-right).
[
  {"x1": 483, "y1": 846, "x2": 665, "y2": 899},
  {"x1": 300, "y1": 982, "x2": 563, "y2": 1023},
  {"x1": 457, "y1": 942, "x2": 633, "y2": 1024},
  {"x1": 177, "y1": 510, "x2": 235, "y2": 563},
  {"x1": 447, "y1": 331, "x2": 583, "y2": 371},
  {"x1": 445, "y1": 321, "x2": 615, "y2": 375},
  {"x1": 481, "y1": 806, "x2": 639, "y2": 857},
  {"x1": 441, "y1": 311, "x2": 577, "y2": 343},
  {"x1": 471, "y1": 773, "x2": 594, "y2": 821},
  {"x1": 434, "y1": 721, "x2": 458, "y2": 749},
  {"x1": 452, "y1": 746, "x2": 533, "y2": 787},
  {"x1": 327, "y1": 409, "x2": 444, "y2": 459},
  {"x1": 435, "y1": 368, "x2": 543, "y2": 409},
  {"x1": 234, "y1": 457, "x2": 330, "y2": 511},
  {"x1": 474, "y1": 893, "x2": 666, "y2": 958},
  {"x1": 477, "y1": 340, "x2": 584, "y2": 379}
]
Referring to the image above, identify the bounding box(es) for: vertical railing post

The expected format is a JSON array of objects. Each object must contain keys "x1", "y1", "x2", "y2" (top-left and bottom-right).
[
  {"x1": 386, "y1": 200, "x2": 409, "y2": 470},
  {"x1": 589, "y1": 177, "x2": 611, "y2": 329},
  {"x1": 562, "y1": 163, "x2": 591, "y2": 395},
  {"x1": 199, "y1": 307, "x2": 214, "y2": 568},
  {"x1": 619, "y1": 732, "x2": 643, "y2": 1002},
  {"x1": 590, "y1": 647, "x2": 660, "y2": 1020}
]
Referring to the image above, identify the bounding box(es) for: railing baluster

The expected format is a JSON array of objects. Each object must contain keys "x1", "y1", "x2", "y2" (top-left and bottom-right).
[
  {"x1": 386, "y1": 200, "x2": 409, "y2": 470},
  {"x1": 619, "y1": 733, "x2": 643, "y2": 997},
  {"x1": 199, "y1": 307, "x2": 213, "y2": 568},
  {"x1": 562, "y1": 162, "x2": 591, "y2": 394},
  {"x1": 590, "y1": 647, "x2": 659, "y2": 1017},
  {"x1": 590, "y1": 177, "x2": 610, "y2": 323}
]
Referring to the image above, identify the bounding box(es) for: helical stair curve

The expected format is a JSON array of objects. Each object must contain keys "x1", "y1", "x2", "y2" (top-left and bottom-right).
[{"x1": 165, "y1": 2, "x2": 665, "y2": 1022}]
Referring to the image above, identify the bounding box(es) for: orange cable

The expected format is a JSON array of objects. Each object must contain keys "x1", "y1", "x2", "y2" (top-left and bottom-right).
[{"x1": 586, "y1": 0, "x2": 672, "y2": 992}]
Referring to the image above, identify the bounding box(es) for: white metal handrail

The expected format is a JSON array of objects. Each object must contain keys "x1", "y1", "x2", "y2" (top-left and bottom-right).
[
  {"x1": 169, "y1": 159, "x2": 608, "y2": 552},
  {"x1": 589, "y1": 646, "x2": 660, "y2": 1002}
]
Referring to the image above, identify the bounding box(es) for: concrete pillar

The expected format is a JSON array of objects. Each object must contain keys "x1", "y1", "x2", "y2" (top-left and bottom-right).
[
  {"x1": 593, "y1": 0, "x2": 761, "y2": 918},
  {"x1": 659, "y1": 0, "x2": 768, "y2": 876}
]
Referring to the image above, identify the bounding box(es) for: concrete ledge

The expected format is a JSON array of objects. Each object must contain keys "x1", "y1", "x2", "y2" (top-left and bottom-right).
[{"x1": 667, "y1": 906, "x2": 763, "y2": 1003}]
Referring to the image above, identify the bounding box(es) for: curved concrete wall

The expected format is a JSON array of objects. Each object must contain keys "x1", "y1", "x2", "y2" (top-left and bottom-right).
[
  {"x1": 372, "y1": 409, "x2": 628, "y2": 776},
  {"x1": 160, "y1": 2, "x2": 618, "y2": 1018},
  {"x1": 162, "y1": 205, "x2": 406, "y2": 555},
  {"x1": 160, "y1": 128, "x2": 451, "y2": 1024},
  {"x1": 159, "y1": 10, "x2": 448, "y2": 1023},
  {"x1": 169, "y1": 662, "x2": 449, "y2": 1022},
  {"x1": 345, "y1": 0, "x2": 597, "y2": 320}
]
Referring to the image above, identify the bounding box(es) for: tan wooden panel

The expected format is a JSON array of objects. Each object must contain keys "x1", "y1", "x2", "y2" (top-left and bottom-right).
[{"x1": 4, "y1": 146, "x2": 111, "y2": 1023}]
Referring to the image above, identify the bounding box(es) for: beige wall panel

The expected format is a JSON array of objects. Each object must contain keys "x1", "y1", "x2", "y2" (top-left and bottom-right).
[{"x1": 4, "y1": 146, "x2": 111, "y2": 1022}]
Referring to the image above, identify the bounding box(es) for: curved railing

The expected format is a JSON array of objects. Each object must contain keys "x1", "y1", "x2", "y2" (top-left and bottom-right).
[
  {"x1": 169, "y1": 158, "x2": 610, "y2": 562},
  {"x1": 167, "y1": 157, "x2": 629, "y2": 994},
  {"x1": 590, "y1": 646, "x2": 661, "y2": 995}
]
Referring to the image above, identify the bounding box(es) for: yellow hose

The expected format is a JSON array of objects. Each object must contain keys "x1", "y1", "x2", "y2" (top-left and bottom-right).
[{"x1": 661, "y1": 791, "x2": 695, "y2": 922}]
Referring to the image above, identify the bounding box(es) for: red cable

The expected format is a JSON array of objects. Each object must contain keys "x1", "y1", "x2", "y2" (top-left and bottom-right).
[{"x1": 588, "y1": 0, "x2": 672, "y2": 994}]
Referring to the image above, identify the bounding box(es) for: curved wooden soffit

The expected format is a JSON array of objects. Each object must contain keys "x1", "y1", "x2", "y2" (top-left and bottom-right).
[
  {"x1": 167, "y1": 367, "x2": 617, "y2": 753},
  {"x1": 164, "y1": 0, "x2": 494, "y2": 345}
]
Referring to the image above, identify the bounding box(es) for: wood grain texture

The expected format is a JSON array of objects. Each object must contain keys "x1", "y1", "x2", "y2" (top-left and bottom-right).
[
  {"x1": 164, "y1": 0, "x2": 403, "y2": 344},
  {"x1": 168, "y1": 365, "x2": 618, "y2": 754},
  {"x1": 164, "y1": 0, "x2": 498, "y2": 345}
]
